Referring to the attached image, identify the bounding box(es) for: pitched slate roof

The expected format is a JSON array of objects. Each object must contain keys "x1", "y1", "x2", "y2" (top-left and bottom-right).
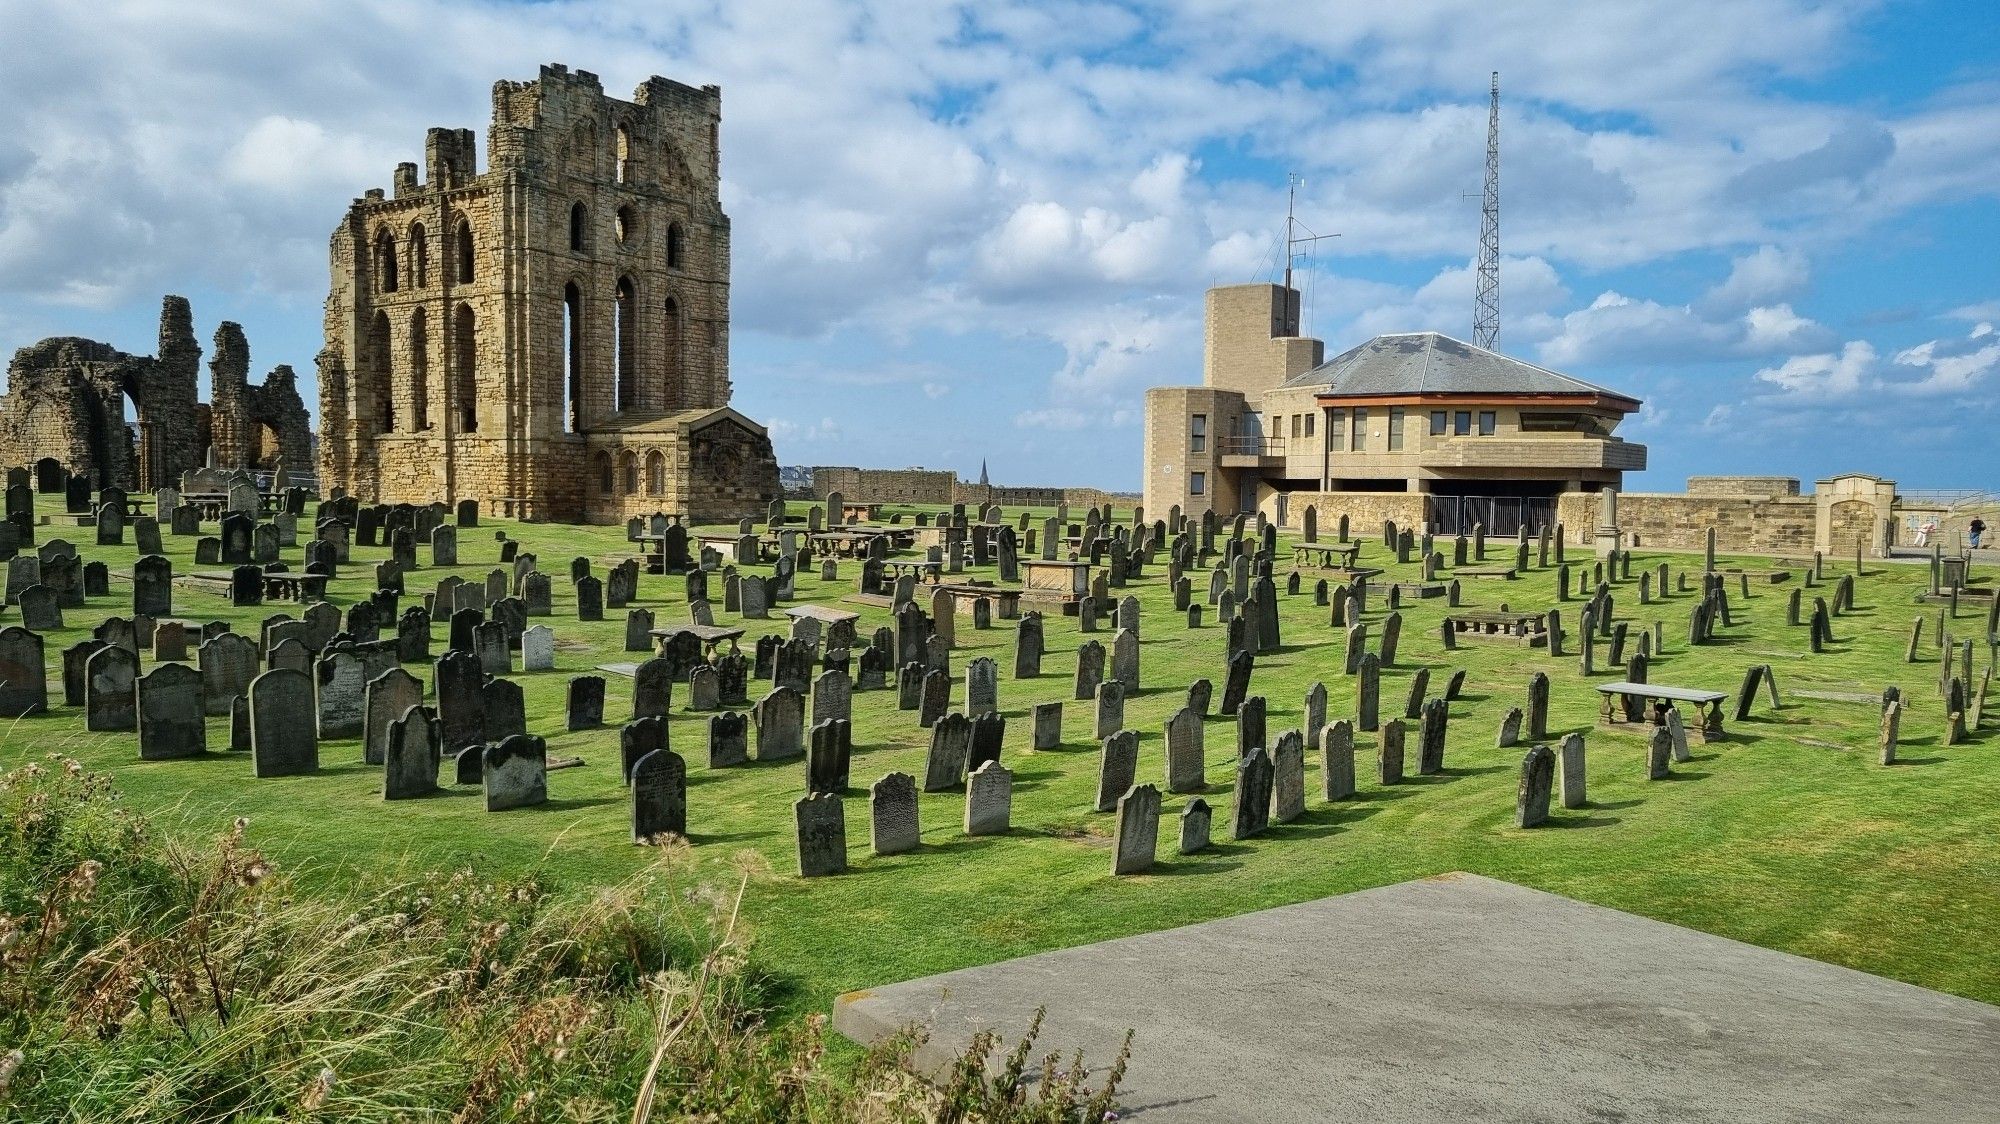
[{"x1": 1283, "y1": 331, "x2": 1636, "y2": 403}]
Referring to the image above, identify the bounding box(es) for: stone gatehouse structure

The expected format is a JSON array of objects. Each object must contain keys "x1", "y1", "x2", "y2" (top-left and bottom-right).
[
  {"x1": 0, "y1": 295, "x2": 311, "y2": 490},
  {"x1": 317, "y1": 63, "x2": 778, "y2": 523}
]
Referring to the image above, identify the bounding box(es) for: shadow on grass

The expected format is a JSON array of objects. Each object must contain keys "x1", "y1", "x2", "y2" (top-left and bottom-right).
[
  {"x1": 686, "y1": 828, "x2": 774, "y2": 844},
  {"x1": 1152, "y1": 856, "x2": 1245, "y2": 876},
  {"x1": 1653, "y1": 770, "x2": 1711, "y2": 782},
  {"x1": 1545, "y1": 813, "x2": 1622, "y2": 829},
  {"x1": 1892, "y1": 756, "x2": 1947, "y2": 766},
  {"x1": 538, "y1": 795, "x2": 621, "y2": 811}
]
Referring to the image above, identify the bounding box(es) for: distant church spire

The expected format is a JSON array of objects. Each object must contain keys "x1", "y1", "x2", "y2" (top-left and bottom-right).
[{"x1": 979, "y1": 459, "x2": 990, "y2": 486}]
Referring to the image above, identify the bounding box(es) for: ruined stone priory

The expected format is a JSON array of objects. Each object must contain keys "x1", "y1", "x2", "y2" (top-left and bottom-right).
[
  {"x1": 317, "y1": 63, "x2": 779, "y2": 523},
  {"x1": 0, "y1": 296, "x2": 311, "y2": 491}
]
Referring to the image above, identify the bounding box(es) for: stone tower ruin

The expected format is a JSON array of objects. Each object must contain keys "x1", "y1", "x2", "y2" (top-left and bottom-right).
[
  {"x1": 317, "y1": 63, "x2": 779, "y2": 523},
  {"x1": 0, "y1": 296, "x2": 310, "y2": 491}
]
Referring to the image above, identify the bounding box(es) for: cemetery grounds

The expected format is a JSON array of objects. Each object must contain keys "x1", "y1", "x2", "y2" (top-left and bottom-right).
[{"x1": 12, "y1": 493, "x2": 2000, "y2": 1031}]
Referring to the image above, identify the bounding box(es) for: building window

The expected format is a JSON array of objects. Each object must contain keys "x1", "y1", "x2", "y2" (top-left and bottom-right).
[
  {"x1": 1351, "y1": 407, "x2": 1368, "y2": 452},
  {"x1": 1454, "y1": 410, "x2": 1471, "y2": 436},
  {"x1": 375, "y1": 230, "x2": 398, "y2": 294},
  {"x1": 570, "y1": 203, "x2": 588, "y2": 252},
  {"x1": 614, "y1": 277, "x2": 636, "y2": 411},
  {"x1": 409, "y1": 222, "x2": 428, "y2": 287},
  {"x1": 409, "y1": 309, "x2": 429, "y2": 431},
  {"x1": 455, "y1": 218, "x2": 475, "y2": 283},
  {"x1": 1388, "y1": 407, "x2": 1405, "y2": 451},
  {"x1": 1190, "y1": 413, "x2": 1206, "y2": 453},
  {"x1": 595, "y1": 451, "x2": 613, "y2": 493},
  {"x1": 1305, "y1": 412, "x2": 1314, "y2": 438},
  {"x1": 1190, "y1": 471, "x2": 1206, "y2": 496},
  {"x1": 616, "y1": 205, "x2": 635, "y2": 244},
  {"x1": 620, "y1": 450, "x2": 638, "y2": 495},
  {"x1": 646, "y1": 450, "x2": 665, "y2": 495},
  {"x1": 1479, "y1": 410, "x2": 1497, "y2": 436},
  {"x1": 367, "y1": 312, "x2": 393, "y2": 434},
  {"x1": 661, "y1": 296, "x2": 682, "y2": 411},
  {"x1": 615, "y1": 125, "x2": 634, "y2": 185},
  {"x1": 1430, "y1": 410, "x2": 1447, "y2": 436},
  {"x1": 1328, "y1": 408, "x2": 1346, "y2": 451},
  {"x1": 563, "y1": 283, "x2": 584, "y2": 433},
  {"x1": 667, "y1": 222, "x2": 686, "y2": 270},
  {"x1": 453, "y1": 303, "x2": 478, "y2": 432},
  {"x1": 1289, "y1": 414, "x2": 1300, "y2": 439}
]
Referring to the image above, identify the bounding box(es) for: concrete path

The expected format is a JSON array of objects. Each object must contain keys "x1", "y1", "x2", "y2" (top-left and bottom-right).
[{"x1": 834, "y1": 873, "x2": 2000, "y2": 1123}]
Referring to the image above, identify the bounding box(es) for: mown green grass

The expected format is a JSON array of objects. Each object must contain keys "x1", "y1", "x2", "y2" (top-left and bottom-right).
[{"x1": 13, "y1": 494, "x2": 1999, "y2": 1022}]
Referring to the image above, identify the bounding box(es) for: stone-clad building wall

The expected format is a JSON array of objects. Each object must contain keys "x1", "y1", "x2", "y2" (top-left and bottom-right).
[
  {"x1": 0, "y1": 296, "x2": 308, "y2": 489},
  {"x1": 318, "y1": 63, "x2": 776, "y2": 523}
]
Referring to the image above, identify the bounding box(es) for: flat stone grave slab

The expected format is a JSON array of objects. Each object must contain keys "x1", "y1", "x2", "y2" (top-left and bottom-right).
[
  {"x1": 1388, "y1": 581, "x2": 1448, "y2": 598},
  {"x1": 594, "y1": 662, "x2": 640, "y2": 678},
  {"x1": 1720, "y1": 567, "x2": 1793, "y2": 583},
  {"x1": 833, "y1": 874, "x2": 2000, "y2": 1124},
  {"x1": 1451, "y1": 564, "x2": 1518, "y2": 579}
]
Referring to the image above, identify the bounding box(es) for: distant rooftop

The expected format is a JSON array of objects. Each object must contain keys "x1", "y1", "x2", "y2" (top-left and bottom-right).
[{"x1": 1285, "y1": 331, "x2": 1636, "y2": 404}]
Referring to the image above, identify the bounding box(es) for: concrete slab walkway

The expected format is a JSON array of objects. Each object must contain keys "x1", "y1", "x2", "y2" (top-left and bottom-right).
[{"x1": 833, "y1": 873, "x2": 2000, "y2": 1123}]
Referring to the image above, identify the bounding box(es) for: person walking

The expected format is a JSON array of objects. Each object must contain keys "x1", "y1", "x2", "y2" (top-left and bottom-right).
[{"x1": 1971, "y1": 517, "x2": 1986, "y2": 550}]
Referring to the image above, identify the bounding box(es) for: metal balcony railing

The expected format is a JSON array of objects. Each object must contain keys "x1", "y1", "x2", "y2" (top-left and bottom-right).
[{"x1": 1220, "y1": 436, "x2": 1285, "y2": 457}]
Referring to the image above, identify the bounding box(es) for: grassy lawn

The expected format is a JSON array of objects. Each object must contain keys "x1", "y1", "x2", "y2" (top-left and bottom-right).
[{"x1": 10, "y1": 493, "x2": 1999, "y2": 1023}]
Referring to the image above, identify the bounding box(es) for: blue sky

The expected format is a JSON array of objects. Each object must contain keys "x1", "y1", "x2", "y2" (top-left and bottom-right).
[{"x1": 1, "y1": 0, "x2": 1996, "y2": 492}]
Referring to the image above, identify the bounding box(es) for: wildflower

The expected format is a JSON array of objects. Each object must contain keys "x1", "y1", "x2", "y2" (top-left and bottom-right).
[
  {"x1": 0, "y1": 1049, "x2": 22, "y2": 1094},
  {"x1": 301, "y1": 1067, "x2": 335, "y2": 1111}
]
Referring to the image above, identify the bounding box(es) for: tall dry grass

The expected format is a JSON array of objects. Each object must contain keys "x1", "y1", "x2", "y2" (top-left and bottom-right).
[{"x1": 0, "y1": 754, "x2": 1125, "y2": 1122}]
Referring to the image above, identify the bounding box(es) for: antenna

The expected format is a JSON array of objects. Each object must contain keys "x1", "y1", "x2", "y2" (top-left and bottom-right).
[
  {"x1": 1283, "y1": 173, "x2": 1338, "y2": 332},
  {"x1": 1473, "y1": 71, "x2": 1501, "y2": 351}
]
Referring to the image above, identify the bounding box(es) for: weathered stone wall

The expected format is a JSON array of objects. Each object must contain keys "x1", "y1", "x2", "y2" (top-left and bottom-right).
[
  {"x1": 1575, "y1": 491, "x2": 1819, "y2": 555},
  {"x1": 809, "y1": 467, "x2": 956, "y2": 504},
  {"x1": 1256, "y1": 491, "x2": 1431, "y2": 534},
  {"x1": 319, "y1": 63, "x2": 774, "y2": 522},
  {"x1": 951, "y1": 483, "x2": 1139, "y2": 509},
  {"x1": 1686, "y1": 476, "x2": 1799, "y2": 498},
  {"x1": 1, "y1": 296, "x2": 305, "y2": 489}
]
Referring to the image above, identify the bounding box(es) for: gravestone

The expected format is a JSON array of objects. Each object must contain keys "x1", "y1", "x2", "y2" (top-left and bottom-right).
[
  {"x1": 197, "y1": 633, "x2": 257, "y2": 718},
  {"x1": 1378, "y1": 720, "x2": 1406, "y2": 784},
  {"x1": 794, "y1": 793, "x2": 847, "y2": 877},
  {"x1": 567, "y1": 675, "x2": 606, "y2": 730},
  {"x1": 383, "y1": 707, "x2": 440, "y2": 800},
  {"x1": 1559, "y1": 733, "x2": 1587, "y2": 808},
  {"x1": 1270, "y1": 731, "x2": 1305, "y2": 823},
  {"x1": 1095, "y1": 730, "x2": 1139, "y2": 812},
  {"x1": 923, "y1": 712, "x2": 972, "y2": 791},
  {"x1": 631, "y1": 748, "x2": 689, "y2": 840},
  {"x1": 136, "y1": 663, "x2": 206, "y2": 760},
  {"x1": 963, "y1": 759, "x2": 1013, "y2": 835},
  {"x1": 1322, "y1": 720, "x2": 1356, "y2": 800},
  {"x1": 753, "y1": 685, "x2": 806, "y2": 760},
  {"x1": 807, "y1": 719, "x2": 853, "y2": 794},
  {"x1": 0, "y1": 627, "x2": 45, "y2": 717},
  {"x1": 1111, "y1": 783, "x2": 1161, "y2": 874},
  {"x1": 1179, "y1": 797, "x2": 1212, "y2": 854},
  {"x1": 707, "y1": 711, "x2": 748, "y2": 768},
  {"x1": 86, "y1": 644, "x2": 140, "y2": 731},
  {"x1": 1164, "y1": 706, "x2": 1204, "y2": 793},
  {"x1": 1032, "y1": 700, "x2": 1063, "y2": 749},
  {"x1": 484, "y1": 734, "x2": 549, "y2": 811},
  {"x1": 1517, "y1": 744, "x2": 1556, "y2": 827},
  {"x1": 362, "y1": 667, "x2": 424, "y2": 765},
  {"x1": 1230, "y1": 748, "x2": 1273, "y2": 839},
  {"x1": 870, "y1": 771, "x2": 920, "y2": 855},
  {"x1": 250, "y1": 668, "x2": 318, "y2": 776}
]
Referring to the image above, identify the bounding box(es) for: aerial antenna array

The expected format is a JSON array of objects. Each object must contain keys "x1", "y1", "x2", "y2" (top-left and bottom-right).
[
  {"x1": 1473, "y1": 71, "x2": 1501, "y2": 351},
  {"x1": 1283, "y1": 173, "x2": 1338, "y2": 335}
]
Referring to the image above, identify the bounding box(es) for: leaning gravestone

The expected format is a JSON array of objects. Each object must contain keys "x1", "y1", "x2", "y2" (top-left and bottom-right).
[
  {"x1": 1112, "y1": 783, "x2": 1162, "y2": 875},
  {"x1": 363, "y1": 668, "x2": 425, "y2": 766},
  {"x1": 1231, "y1": 748, "x2": 1273, "y2": 839},
  {"x1": 198, "y1": 633, "x2": 258, "y2": 718},
  {"x1": 1517, "y1": 744, "x2": 1556, "y2": 827},
  {"x1": 1094, "y1": 729, "x2": 1139, "y2": 812}
]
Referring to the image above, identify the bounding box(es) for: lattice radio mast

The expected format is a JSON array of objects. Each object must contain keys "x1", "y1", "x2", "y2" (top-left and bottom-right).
[{"x1": 1473, "y1": 71, "x2": 1501, "y2": 351}]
